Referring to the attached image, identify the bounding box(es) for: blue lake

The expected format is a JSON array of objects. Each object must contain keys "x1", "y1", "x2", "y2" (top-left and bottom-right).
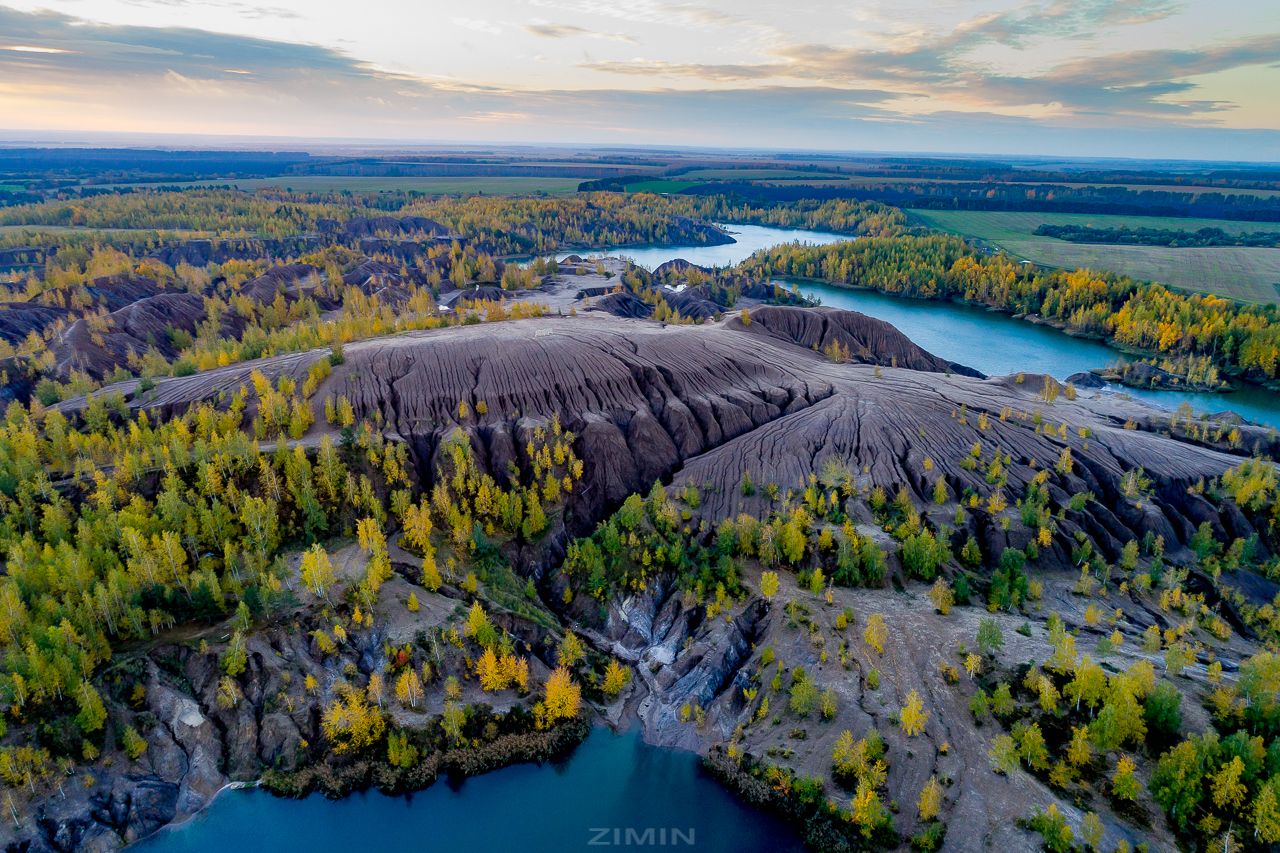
[
  {"x1": 567, "y1": 222, "x2": 1279, "y2": 428},
  {"x1": 788, "y1": 279, "x2": 1280, "y2": 428},
  {"x1": 131, "y1": 728, "x2": 804, "y2": 853},
  {"x1": 559, "y1": 222, "x2": 847, "y2": 270}
]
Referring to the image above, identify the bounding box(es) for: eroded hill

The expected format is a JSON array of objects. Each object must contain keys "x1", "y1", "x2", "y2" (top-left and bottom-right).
[{"x1": 11, "y1": 306, "x2": 1280, "y2": 852}]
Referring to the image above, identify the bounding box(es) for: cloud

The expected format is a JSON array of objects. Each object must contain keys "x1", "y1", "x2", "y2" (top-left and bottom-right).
[
  {"x1": 580, "y1": 59, "x2": 784, "y2": 81},
  {"x1": 0, "y1": 6, "x2": 384, "y2": 82},
  {"x1": 0, "y1": 2, "x2": 1276, "y2": 158},
  {"x1": 525, "y1": 22, "x2": 636, "y2": 43},
  {"x1": 582, "y1": 9, "x2": 1280, "y2": 123},
  {"x1": 461, "y1": 110, "x2": 532, "y2": 122},
  {"x1": 451, "y1": 18, "x2": 503, "y2": 35},
  {"x1": 526, "y1": 0, "x2": 772, "y2": 36},
  {"x1": 116, "y1": 0, "x2": 302, "y2": 20},
  {"x1": 1, "y1": 44, "x2": 71, "y2": 54}
]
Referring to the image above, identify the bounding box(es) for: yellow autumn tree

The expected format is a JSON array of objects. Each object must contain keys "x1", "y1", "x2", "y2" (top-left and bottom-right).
[
  {"x1": 422, "y1": 556, "x2": 443, "y2": 591},
  {"x1": 506, "y1": 654, "x2": 529, "y2": 692},
  {"x1": 559, "y1": 631, "x2": 586, "y2": 667},
  {"x1": 464, "y1": 601, "x2": 491, "y2": 643},
  {"x1": 918, "y1": 775, "x2": 943, "y2": 820},
  {"x1": 900, "y1": 689, "x2": 929, "y2": 736},
  {"x1": 366, "y1": 672, "x2": 384, "y2": 709},
  {"x1": 851, "y1": 782, "x2": 887, "y2": 839},
  {"x1": 864, "y1": 613, "x2": 888, "y2": 655},
  {"x1": 299, "y1": 544, "x2": 336, "y2": 599},
  {"x1": 536, "y1": 665, "x2": 581, "y2": 729},
  {"x1": 602, "y1": 659, "x2": 630, "y2": 697},
  {"x1": 395, "y1": 669, "x2": 423, "y2": 708},
  {"x1": 929, "y1": 578, "x2": 953, "y2": 615},
  {"x1": 477, "y1": 648, "x2": 505, "y2": 691},
  {"x1": 477, "y1": 648, "x2": 529, "y2": 692},
  {"x1": 321, "y1": 683, "x2": 386, "y2": 753}
]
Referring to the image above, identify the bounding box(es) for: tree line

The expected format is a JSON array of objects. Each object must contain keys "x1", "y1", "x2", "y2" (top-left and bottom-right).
[{"x1": 741, "y1": 235, "x2": 1280, "y2": 381}]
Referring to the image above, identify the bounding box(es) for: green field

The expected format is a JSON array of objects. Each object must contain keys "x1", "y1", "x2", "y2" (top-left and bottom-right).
[
  {"x1": 624, "y1": 180, "x2": 701, "y2": 194},
  {"x1": 675, "y1": 168, "x2": 848, "y2": 181},
  {"x1": 100, "y1": 175, "x2": 585, "y2": 195},
  {"x1": 911, "y1": 210, "x2": 1280, "y2": 304},
  {"x1": 1041, "y1": 181, "x2": 1280, "y2": 198}
]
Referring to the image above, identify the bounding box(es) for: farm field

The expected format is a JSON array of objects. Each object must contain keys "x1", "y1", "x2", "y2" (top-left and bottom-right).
[
  {"x1": 623, "y1": 179, "x2": 701, "y2": 193},
  {"x1": 1033, "y1": 181, "x2": 1280, "y2": 197},
  {"x1": 911, "y1": 209, "x2": 1280, "y2": 303},
  {"x1": 675, "y1": 168, "x2": 849, "y2": 180},
  {"x1": 98, "y1": 175, "x2": 585, "y2": 195},
  {"x1": 625, "y1": 171, "x2": 1280, "y2": 199}
]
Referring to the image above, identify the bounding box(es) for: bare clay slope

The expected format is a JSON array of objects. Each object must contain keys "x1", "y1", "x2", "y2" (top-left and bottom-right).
[
  {"x1": 56, "y1": 306, "x2": 1270, "y2": 852},
  {"x1": 99, "y1": 306, "x2": 1253, "y2": 571}
]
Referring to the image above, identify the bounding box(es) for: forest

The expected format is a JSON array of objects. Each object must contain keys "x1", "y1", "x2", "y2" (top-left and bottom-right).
[
  {"x1": 682, "y1": 181, "x2": 1280, "y2": 222},
  {"x1": 1035, "y1": 224, "x2": 1280, "y2": 248},
  {"x1": 1, "y1": 179, "x2": 1280, "y2": 852},
  {"x1": 741, "y1": 235, "x2": 1280, "y2": 383}
]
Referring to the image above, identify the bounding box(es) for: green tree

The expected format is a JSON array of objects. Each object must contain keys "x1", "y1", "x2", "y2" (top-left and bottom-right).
[
  {"x1": 74, "y1": 681, "x2": 107, "y2": 735},
  {"x1": 977, "y1": 618, "x2": 1004, "y2": 656},
  {"x1": 558, "y1": 632, "x2": 585, "y2": 668},
  {"x1": 1112, "y1": 754, "x2": 1141, "y2": 802},
  {"x1": 1253, "y1": 779, "x2": 1280, "y2": 845},
  {"x1": 1144, "y1": 681, "x2": 1183, "y2": 742},
  {"x1": 222, "y1": 631, "x2": 248, "y2": 677},
  {"x1": 789, "y1": 670, "x2": 820, "y2": 717}
]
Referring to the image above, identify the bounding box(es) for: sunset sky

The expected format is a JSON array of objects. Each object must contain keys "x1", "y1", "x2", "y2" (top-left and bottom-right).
[{"x1": 1, "y1": 0, "x2": 1278, "y2": 158}]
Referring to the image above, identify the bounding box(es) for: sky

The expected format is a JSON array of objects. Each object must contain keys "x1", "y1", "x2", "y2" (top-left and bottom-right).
[{"x1": 0, "y1": 0, "x2": 1278, "y2": 159}]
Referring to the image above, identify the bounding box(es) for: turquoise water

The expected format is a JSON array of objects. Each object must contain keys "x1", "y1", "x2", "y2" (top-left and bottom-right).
[
  {"x1": 131, "y1": 728, "x2": 803, "y2": 853},
  {"x1": 571, "y1": 223, "x2": 1278, "y2": 429},
  {"x1": 789, "y1": 280, "x2": 1280, "y2": 428},
  {"x1": 561, "y1": 223, "x2": 848, "y2": 270}
]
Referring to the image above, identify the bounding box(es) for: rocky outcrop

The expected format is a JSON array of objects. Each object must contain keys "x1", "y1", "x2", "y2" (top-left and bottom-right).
[
  {"x1": 48, "y1": 291, "x2": 251, "y2": 380},
  {"x1": 1090, "y1": 361, "x2": 1227, "y2": 392},
  {"x1": 741, "y1": 305, "x2": 982, "y2": 376},
  {"x1": 51, "y1": 294, "x2": 204, "y2": 379},
  {"x1": 652, "y1": 258, "x2": 713, "y2": 279},
  {"x1": 590, "y1": 291, "x2": 652, "y2": 319},
  {"x1": 77, "y1": 275, "x2": 166, "y2": 313},
  {"x1": 661, "y1": 286, "x2": 723, "y2": 321},
  {"x1": 342, "y1": 215, "x2": 450, "y2": 239},
  {"x1": 147, "y1": 238, "x2": 325, "y2": 269},
  {"x1": 1067, "y1": 370, "x2": 1106, "y2": 389},
  {"x1": 0, "y1": 276, "x2": 167, "y2": 346},
  {"x1": 0, "y1": 302, "x2": 69, "y2": 345},
  {"x1": 442, "y1": 285, "x2": 508, "y2": 307},
  {"x1": 239, "y1": 263, "x2": 324, "y2": 305}
]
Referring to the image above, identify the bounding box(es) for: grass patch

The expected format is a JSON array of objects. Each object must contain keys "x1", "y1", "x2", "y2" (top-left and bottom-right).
[
  {"x1": 676, "y1": 168, "x2": 849, "y2": 181},
  {"x1": 623, "y1": 179, "x2": 701, "y2": 193}
]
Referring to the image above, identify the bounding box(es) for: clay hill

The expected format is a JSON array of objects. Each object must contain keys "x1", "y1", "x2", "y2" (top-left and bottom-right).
[
  {"x1": 83, "y1": 306, "x2": 1262, "y2": 573},
  {"x1": 40, "y1": 306, "x2": 1274, "y2": 853}
]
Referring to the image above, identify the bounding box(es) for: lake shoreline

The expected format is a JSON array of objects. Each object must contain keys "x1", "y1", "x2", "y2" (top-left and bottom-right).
[
  {"x1": 516, "y1": 221, "x2": 1280, "y2": 417},
  {"x1": 130, "y1": 720, "x2": 807, "y2": 853},
  {"x1": 784, "y1": 274, "x2": 1280, "y2": 398}
]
